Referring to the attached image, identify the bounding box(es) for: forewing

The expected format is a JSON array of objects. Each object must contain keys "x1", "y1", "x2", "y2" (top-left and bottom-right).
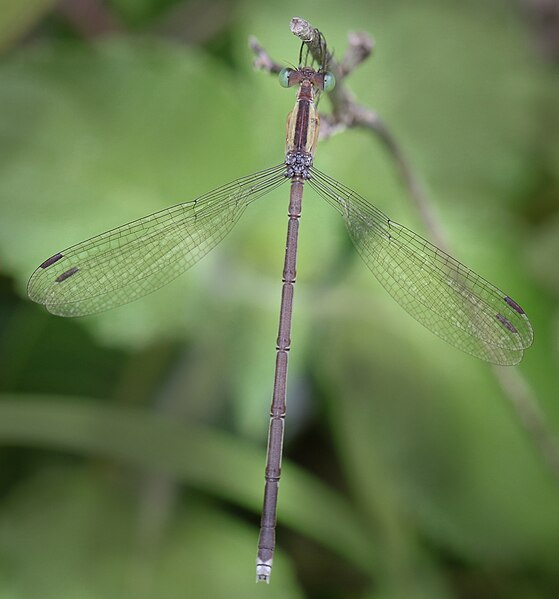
[
  {"x1": 28, "y1": 165, "x2": 287, "y2": 316},
  {"x1": 309, "y1": 168, "x2": 533, "y2": 365}
]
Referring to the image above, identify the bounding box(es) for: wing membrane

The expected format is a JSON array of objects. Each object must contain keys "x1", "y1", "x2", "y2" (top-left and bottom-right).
[
  {"x1": 309, "y1": 167, "x2": 533, "y2": 365},
  {"x1": 28, "y1": 165, "x2": 287, "y2": 316}
]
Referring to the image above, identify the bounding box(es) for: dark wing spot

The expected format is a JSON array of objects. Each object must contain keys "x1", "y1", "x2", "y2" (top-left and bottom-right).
[
  {"x1": 55, "y1": 266, "x2": 79, "y2": 283},
  {"x1": 504, "y1": 296, "x2": 525, "y2": 315},
  {"x1": 496, "y1": 313, "x2": 518, "y2": 334},
  {"x1": 40, "y1": 253, "x2": 63, "y2": 269}
]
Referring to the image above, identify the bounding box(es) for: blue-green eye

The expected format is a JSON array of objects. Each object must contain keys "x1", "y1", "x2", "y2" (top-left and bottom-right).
[
  {"x1": 323, "y1": 71, "x2": 335, "y2": 92},
  {"x1": 278, "y1": 67, "x2": 293, "y2": 88}
]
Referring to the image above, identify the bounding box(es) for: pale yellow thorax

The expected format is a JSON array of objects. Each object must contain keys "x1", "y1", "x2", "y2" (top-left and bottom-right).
[{"x1": 285, "y1": 98, "x2": 320, "y2": 157}]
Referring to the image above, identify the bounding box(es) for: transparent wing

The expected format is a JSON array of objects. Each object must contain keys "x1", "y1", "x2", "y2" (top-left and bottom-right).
[
  {"x1": 309, "y1": 167, "x2": 533, "y2": 365},
  {"x1": 28, "y1": 165, "x2": 287, "y2": 317}
]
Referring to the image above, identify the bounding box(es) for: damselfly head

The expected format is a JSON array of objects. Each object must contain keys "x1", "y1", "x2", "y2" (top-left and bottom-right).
[{"x1": 278, "y1": 67, "x2": 335, "y2": 92}]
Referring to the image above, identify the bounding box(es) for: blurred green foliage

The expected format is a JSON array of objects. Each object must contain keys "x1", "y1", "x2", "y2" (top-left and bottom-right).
[{"x1": 0, "y1": 0, "x2": 558, "y2": 597}]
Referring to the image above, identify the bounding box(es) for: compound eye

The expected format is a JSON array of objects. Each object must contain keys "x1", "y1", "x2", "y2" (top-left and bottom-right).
[
  {"x1": 323, "y1": 71, "x2": 336, "y2": 92},
  {"x1": 278, "y1": 67, "x2": 294, "y2": 88}
]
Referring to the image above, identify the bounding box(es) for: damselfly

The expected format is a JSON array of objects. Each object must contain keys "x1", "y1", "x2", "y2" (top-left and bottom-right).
[{"x1": 28, "y1": 34, "x2": 533, "y2": 583}]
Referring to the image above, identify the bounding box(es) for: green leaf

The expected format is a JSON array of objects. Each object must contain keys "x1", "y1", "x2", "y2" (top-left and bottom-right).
[
  {"x1": 0, "y1": 466, "x2": 303, "y2": 598},
  {"x1": 317, "y1": 316, "x2": 559, "y2": 567},
  {"x1": 0, "y1": 395, "x2": 377, "y2": 578},
  {"x1": 0, "y1": 38, "x2": 271, "y2": 346}
]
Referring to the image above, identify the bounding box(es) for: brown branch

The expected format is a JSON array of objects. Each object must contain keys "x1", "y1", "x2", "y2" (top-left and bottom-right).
[
  {"x1": 291, "y1": 17, "x2": 373, "y2": 78},
  {"x1": 250, "y1": 17, "x2": 559, "y2": 486},
  {"x1": 248, "y1": 36, "x2": 283, "y2": 74},
  {"x1": 290, "y1": 16, "x2": 327, "y2": 60},
  {"x1": 323, "y1": 104, "x2": 448, "y2": 249}
]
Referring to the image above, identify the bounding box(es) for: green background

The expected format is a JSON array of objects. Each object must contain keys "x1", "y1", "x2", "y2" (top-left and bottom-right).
[{"x1": 0, "y1": 0, "x2": 558, "y2": 597}]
